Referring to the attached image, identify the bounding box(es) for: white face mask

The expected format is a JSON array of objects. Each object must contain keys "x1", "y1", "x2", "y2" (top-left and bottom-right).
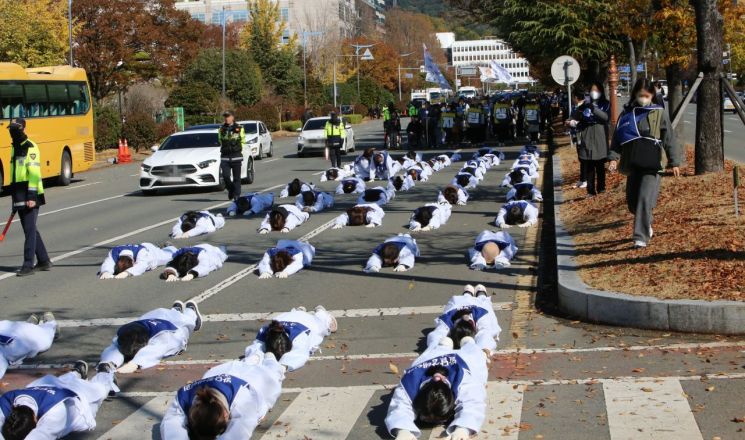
[
  {"x1": 637, "y1": 96, "x2": 652, "y2": 107},
  {"x1": 590, "y1": 91, "x2": 601, "y2": 100}
]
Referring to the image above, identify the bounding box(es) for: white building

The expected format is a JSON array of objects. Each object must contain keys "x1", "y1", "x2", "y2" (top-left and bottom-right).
[{"x1": 449, "y1": 37, "x2": 534, "y2": 84}]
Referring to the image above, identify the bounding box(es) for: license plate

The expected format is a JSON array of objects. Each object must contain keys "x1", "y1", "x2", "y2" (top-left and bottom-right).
[{"x1": 160, "y1": 177, "x2": 187, "y2": 183}]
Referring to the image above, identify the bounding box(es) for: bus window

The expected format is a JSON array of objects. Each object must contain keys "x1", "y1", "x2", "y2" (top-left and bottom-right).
[
  {"x1": 0, "y1": 82, "x2": 24, "y2": 119},
  {"x1": 70, "y1": 83, "x2": 89, "y2": 115},
  {"x1": 24, "y1": 83, "x2": 48, "y2": 117},
  {"x1": 47, "y1": 83, "x2": 70, "y2": 116}
]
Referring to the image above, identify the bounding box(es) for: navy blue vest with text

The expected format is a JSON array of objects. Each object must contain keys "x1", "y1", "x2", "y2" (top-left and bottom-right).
[
  {"x1": 267, "y1": 246, "x2": 302, "y2": 258},
  {"x1": 118, "y1": 319, "x2": 178, "y2": 340},
  {"x1": 0, "y1": 335, "x2": 15, "y2": 346},
  {"x1": 0, "y1": 387, "x2": 78, "y2": 420},
  {"x1": 614, "y1": 106, "x2": 664, "y2": 145},
  {"x1": 401, "y1": 353, "x2": 469, "y2": 402},
  {"x1": 256, "y1": 321, "x2": 310, "y2": 343},
  {"x1": 112, "y1": 244, "x2": 145, "y2": 262},
  {"x1": 438, "y1": 306, "x2": 490, "y2": 330},
  {"x1": 172, "y1": 247, "x2": 205, "y2": 260},
  {"x1": 177, "y1": 375, "x2": 247, "y2": 414}
]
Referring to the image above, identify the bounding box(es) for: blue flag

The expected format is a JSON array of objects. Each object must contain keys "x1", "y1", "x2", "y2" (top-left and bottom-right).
[{"x1": 423, "y1": 44, "x2": 451, "y2": 91}]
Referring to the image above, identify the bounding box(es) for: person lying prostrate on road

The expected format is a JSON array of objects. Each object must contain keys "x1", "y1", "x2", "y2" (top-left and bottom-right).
[
  {"x1": 459, "y1": 164, "x2": 485, "y2": 182},
  {"x1": 354, "y1": 148, "x2": 375, "y2": 181},
  {"x1": 429, "y1": 158, "x2": 444, "y2": 172},
  {"x1": 496, "y1": 200, "x2": 539, "y2": 229},
  {"x1": 257, "y1": 240, "x2": 315, "y2": 279},
  {"x1": 472, "y1": 146, "x2": 504, "y2": 160},
  {"x1": 365, "y1": 233, "x2": 420, "y2": 273},
  {"x1": 320, "y1": 165, "x2": 353, "y2": 182},
  {"x1": 467, "y1": 230, "x2": 518, "y2": 270},
  {"x1": 170, "y1": 211, "x2": 225, "y2": 239},
  {"x1": 295, "y1": 190, "x2": 334, "y2": 213},
  {"x1": 481, "y1": 153, "x2": 503, "y2": 167},
  {"x1": 409, "y1": 202, "x2": 452, "y2": 232},
  {"x1": 500, "y1": 168, "x2": 534, "y2": 188},
  {"x1": 389, "y1": 175, "x2": 415, "y2": 192},
  {"x1": 506, "y1": 182, "x2": 543, "y2": 202},
  {"x1": 512, "y1": 153, "x2": 540, "y2": 171},
  {"x1": 406, "y1": 166, "x2": 428, "y2": 183},
  {"x1": 385, "y1": 337, "x2": 488, "y2": 440},
  {"x1": 520, "y1": 144, "x2": 541, "y2": 159},
  {"x1": 227, "y1": 192, "x2": 274, "y2": 217},
  {"x1": 0, "y1": 360, "x2": 118, "y2": 440},
  {"x1": 396, "y1": 156, "x2": 417, "y2": 171},
  {"x1": 333, "y1": 204, "x2": 385, "y2": 229},
  {"x1": 336, "y1": 176, "x2": 367, "y2": 195},
  {"x1": 0, "y1": 313, "x2": 58, "y2": 379},
  {"x1": 426, "y1": 284, "x2": 502, "y2": 354},
  {"x1": 465, "y1": 159, "x2": 488, "y2": 176},
  {"x1": 436, "y1": 154, "x2": 453, "y2": 168},
  {"x1": 98, "y1": 242, "x2": 178, "y2": 279},
  {"x1": 99, "y1": 301, "x2": 203, "y2": 374},
  {"x1": 438, "y1": 184, "x2": 469, "y2": 206},
  {"x1": 279, "y1": 178, "x2": 315, "y2": 198},
  {"x1": 357, "y1": 186, "x2": 395, "y2": 207},
  {"x1": 370, "y1": 151, "x2": 400, "y2": 181},
  {"x1": 160, "y1": 244, "x2": 228, "y2": 282},
  {"x1": 160, "y1": 348, "x2": 284, "y2": 439},
  {"x1": 258, "y1": 205, "x2": 310, "y2": 234},
  {"x1": 415, "y1": 161, "x2": 434, "y2": 179},
  {"x1": 244, "y1": 305, "x2": 337, "y2": 372},
  {"x1": 452, "y1": 172, "x2": 478, "y2": 190}
]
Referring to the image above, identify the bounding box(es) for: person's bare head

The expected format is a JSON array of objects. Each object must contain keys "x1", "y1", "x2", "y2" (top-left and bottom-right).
[
  {"x1": 442, "y1": 186, "x2": 458, "y2": 205},
  {"x1": 114, "y1": 256, "x2": 134, "y2": 276},
  {"x1": 505, "y1": 205, "x2": 524, "y2": 225},
  {"x1": 342, "y1": 180, "x2": 357, "y2": 194},
  {"x1": 480, "y1": 242, "x2": 501, "y2": 265},
  {"x1": 269, "y1": 250, "x2": 293, "y2": 273},
  {"x1": 269, "y1": 210, "x2": 287, "y2": 231},
  {"x1": 347, "y1": 206, "x2": 369, "y2": 226},
  {"x1": 187, "y1": 387, "x2": 230, "y2": 439},
  {"x1": 380, "y1": 243, "x2": 400, "y2": 267}
]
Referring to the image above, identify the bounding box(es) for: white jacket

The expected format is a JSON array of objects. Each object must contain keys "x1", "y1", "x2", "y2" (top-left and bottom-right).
[
  {"x1": 426, "y1": 295, "x2": 502, "y2": 352},
  {"x1": 163, "y1": 244, "x2": 228, "y2": 278},
  {"x1": 438, "y1": 185, "x2": 469, "y2": 206},
  {"x1": 468, "y1": 230, "x2": 518, "y2": 269},
  {"x1": 495, "y1": 201, "x2": 539, "y2": 228},
  {"x1": 356, "y1": 186, "x2": 395, "y2": 207},
  {"x1": 365, "y1": 234, "x2": 420, "y2": 271},
  {"x1": 257, "y1": 240, "x2": 315, "y2": 277},
  {"x1": 335, "y1": 177, "x2": 366, "y2": 195},
  {"x1": 294, "y1": 191, "x2": 334, "y2": 213},
  {"x1": 99, "y1": 243, "x2": 177, "y2": 277},
  {"x1": 0, "y1": 320, "x2": 57, "y2": 378},
  {"x1": 334, "y1": 203, "x2": 385, "y2": 228},
  {"x1": 258, "y1": 205, "x2": 310, "y2": 233},
  {"x1": 171, "y1": 211, "x2": 225, "y2": 238},
  {"x1": 409, "y1": 203, "x2": 452, "y2": 231}
]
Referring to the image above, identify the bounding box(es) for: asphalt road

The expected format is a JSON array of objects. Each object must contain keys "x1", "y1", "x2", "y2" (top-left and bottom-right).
[
  {"x1": 678, "y1": 103, "x2": 745, "y2": 164},
  {"x1": 1, "y1": 120, "x2": 744, "y2": 440}
]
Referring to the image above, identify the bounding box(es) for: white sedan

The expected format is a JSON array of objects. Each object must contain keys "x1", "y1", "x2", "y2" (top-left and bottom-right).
[
  {"x1": 239, "y1": 120, "x2": 274, "y2": 159},
  {"x1": 139, "y1": 129, "x2": 255, "y2": 195},
  {"x1": 297, "y1": 116, "x2": 355, "y2": 158}
]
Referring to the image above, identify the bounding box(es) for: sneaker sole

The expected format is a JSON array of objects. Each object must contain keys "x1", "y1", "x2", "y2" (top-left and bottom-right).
[{"x1": 185, "y1": 301, "x2": 202, "y2": 331}]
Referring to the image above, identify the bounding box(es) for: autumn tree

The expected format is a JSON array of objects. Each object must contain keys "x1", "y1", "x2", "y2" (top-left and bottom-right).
[
  {"x1": 340, "y1": 38, "x2": 401, "y2": 93},
  {"x1": 0, "y1": 0, "x2": 72, "y2": 67},
  {"x1": 385, "y1": 9, "x2": 444, "y2": 64},
  {"x1": 721, "y1": 0, "x2": 745, "y2": 74}
]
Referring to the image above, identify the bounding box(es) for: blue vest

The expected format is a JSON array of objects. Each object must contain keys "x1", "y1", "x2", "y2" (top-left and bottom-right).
[
  {"x1": 112, "y1": 244, "x2": 145, "y2": 262},
  {"x1": 118, "y1": 319, "x2": 178, "y2": 340},
  {"x1": 401, "y1": 353, "x2": 469, "y2": 402},
  {"x1": 0, "y1": 335, "x2": 14, "y2": 346},
  {"x1": 374, "y1": 153, "x2": 390, "y2": 175},
  {"x1": 438, "y1": 306, "x2": 490, "y2": 330},
  {"x1": 0, "y1": 387, "x2": 78, "y2": 420},
  {"x1": 172, "y1": 247, "x2": 205, "y2": 260},
  {"x1": 518, "y1": 159, "x2": 533, "y2": 167},
  {"x1": 513, "y1": 183, "x2": 535, "y2": 192},
  {"x1": 576, "y1": 100, "x2": 609, "y2": 129},
  {"x1": 373, "y1": 241, "x2": 407, "y2": 257},
  {"x1": 256, "y1": 321, "x2": 310, "y2": 343},
  {"x1": 267, "y1": 246, "x2": 302, "y2": 258},
  {"x1": 177, "y1": 375, "x2": 247, "y2": 415},
  {"x1": 614, "y1": 106, "x2": 664, "y2": 146}
]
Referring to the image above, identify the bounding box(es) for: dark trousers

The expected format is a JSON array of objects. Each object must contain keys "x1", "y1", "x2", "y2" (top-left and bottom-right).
[
  {"x1": 626, "y1": 171, "x2": 661, "y2": 243},
  {"x1": 328, "y1": 137, "x2": 343, "y2": 168},
  {"x1": 578, "y1": 156, "x2": 587, "y2": 182},
  {"x1": 18, "y1": 207, "x2": 49, "y2": 269},
  {"x1": 221, "y1": 157, "x2": 242, "y2": 200},
  {"x1": 583, "y1": 159, "x2": 606, "y2": 195}
]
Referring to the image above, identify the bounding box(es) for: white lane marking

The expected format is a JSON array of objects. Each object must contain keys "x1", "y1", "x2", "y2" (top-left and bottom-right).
[
  {"x1": 684, "y1": 120, "x2": 692, "y2": 124},
  {"x1": 259, "y1": 387, "x2": 375, "y2": 440},
  {"x1": 65, "y1": 181, "x2": 101, "y2": 190},
  {"x1": 604, "y1": 379, "x2": 703, "y2": 440},
  {"x1": 129, "y1": 173, "x2": 139, "y2": 177},
  {"x1": 10, "y1": 193, "x2": 132, "y2": 223},
  {"x1": 729, "y1": 117, "x2": 740, "y2": 122},
  {"x1": 312, "y1": 170, "x2": 326, "y2": 175},
  {"x1": 724, "y1": 129, "x2": 733, "y2": 133},
  {"x1": 0, "y1": 183, "x2": 284, "y2": 281},
  {"x1": 482, "y1": 383, "x2": 525, "y2": 439},
  {"x1": 55, "y1": 301, "x2": 516, "y2": 328},
  {"x1": 95, "y1": 396, "x2": 171, "y2": 440}
]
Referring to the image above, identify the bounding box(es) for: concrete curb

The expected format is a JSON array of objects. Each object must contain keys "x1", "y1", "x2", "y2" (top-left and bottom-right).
[{"x1": 552, "y1": 155, "x2": 745, "y2": 334}]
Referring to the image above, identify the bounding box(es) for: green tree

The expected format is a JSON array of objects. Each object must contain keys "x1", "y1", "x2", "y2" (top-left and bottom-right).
[
  {"x1": 93, "y1": 105, "x2": 122, "y2": 151},
  {"x1": 183, "y1": 49, "x2": 263, "y2": 107},
  {"x1": 122, "y1": 111, "x2": 157, "y2": 152},
  {"x1": 0, "y1": 0, "x2": 72, "y2": 67},
  {"x1": 165, "y1": 80, "x2": 220, "y2": 124}
]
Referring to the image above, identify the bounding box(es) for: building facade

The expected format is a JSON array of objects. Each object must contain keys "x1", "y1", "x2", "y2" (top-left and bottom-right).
[{"x1": 445, "y1": 35, "x2": 534, "y2": 84}]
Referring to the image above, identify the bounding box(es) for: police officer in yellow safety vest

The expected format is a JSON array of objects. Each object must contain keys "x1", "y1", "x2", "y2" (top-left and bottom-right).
[
  {"x1": 324, "y1": 112, "x2": 346, "y2": 168},
  {"x1": 8, "y1": 119, "x2": 51, "y2": 276},
  {"x1": 218, "y1": 110, "x2": 246, "y2": 201}
]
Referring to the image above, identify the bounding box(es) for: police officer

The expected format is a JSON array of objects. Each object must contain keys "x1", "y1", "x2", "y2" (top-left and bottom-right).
[
  {"x1": 218, "y1": 111, "x2": 245, "y2": 201},
  {"x1": 324, "y1": 112, "x2": 346, "y2": 168},
  {"x1": 8, "y1": 119, "x2": 51, "y2": 276}
]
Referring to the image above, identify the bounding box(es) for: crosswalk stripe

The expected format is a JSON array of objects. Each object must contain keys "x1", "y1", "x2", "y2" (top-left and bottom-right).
[
  {"x1": 603, "y1": 379, "x2": 703, "y2": 440},
  {"x1": 96, "y1": 396, "x2": 171, "y2": 440},
  {"x1": 258, "y1": 387, "x2": 376, "y2": 439},
  {"x1": 482, "y1": 382, "x2": 525, "y2": 439}
]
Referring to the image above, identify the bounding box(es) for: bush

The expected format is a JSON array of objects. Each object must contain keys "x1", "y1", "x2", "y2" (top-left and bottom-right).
[
  {"x1": 241, "y1": 98, "x2": 281, "y2": 131},
  {"x1": 345, "y1": 114, "x2": 363, "y2": 124},
  {"x1": 94, "y1": 105, "x2": 121, "y2": 151},
  {"x1": 353, "y1": 104, "x2": 368, "y2": 115},
  {"x1": 281, "y1": 120, "x2": 302, "y2": 132},
  {"x1": 122, "y1": 112, "x2": 157, "y2": 152},
  {"x1": 156, "y1": 120, "x2": 178, "y2": 140}
]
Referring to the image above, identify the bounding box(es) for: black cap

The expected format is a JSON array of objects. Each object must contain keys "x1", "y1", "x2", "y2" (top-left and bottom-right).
[
  {"x1": 10, "y1": 118, "x2": 26, "y2": 129},
  {"x1": 222, "y1": 111, "x2": 234, "y2": 117}
]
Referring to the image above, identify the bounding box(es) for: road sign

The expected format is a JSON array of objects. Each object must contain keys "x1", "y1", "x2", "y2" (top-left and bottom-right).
[
  {"x1": 551, "y1": 55, "x2": 580, "y2": 86},
  {"x1": 458, "y1": 66, "x2": 478, "y2": 77},
  {"x1": 360, "y1": 48, "x2": 374, "y2": 61},
  {"x1": 404, "y1": 73, "x2": 414, "y2": 79}
]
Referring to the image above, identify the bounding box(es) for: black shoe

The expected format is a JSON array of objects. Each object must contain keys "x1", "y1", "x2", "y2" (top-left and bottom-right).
[
  {"x1": 185, "y1": 301, "x2": 203, "y2": 332},
  {"x1": 172, "y1": 300, "x2": 185, "y2": 313},
  {"x1": 73, "y1": 360, "x2": 89, "y2": 380},
  {"x1": 34, "y1": 260, "x2": 53, "y2": 271},
  {"x1": 16, "y1": 267, "x2": 35, "y2": 277},
  {"x1": 227, "y1": 192, "x2": 234, "y2": 201}
]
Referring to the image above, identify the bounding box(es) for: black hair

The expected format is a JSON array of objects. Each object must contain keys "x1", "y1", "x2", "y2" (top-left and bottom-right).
[
  {"x1": 301, "y1": 191, "x2": 316, "y2": 207},
  {"x1": 408, "y1": 169, "x2": 420, "y2": 181},
  {"x1": 515, "y1": 184, "x2": 533, "y2": 201},
  {"x1": 630, "y1": 78, "x2": 657, "y2": 102},
  {"x1": 373, "y1": 153, "x2": 384, "y2": 165},
  {"x1": 448, "y1": 309, "x2": 477, "y2": 349},
  {"x1": 572, "y1": 89, "x2": 586, "y2": 101},
  {"x1": 413, "y1": 207, "x2": 433, "y2": 227},
  {"x1": 1, "y1": 405, "x2": 36, "y2": 440},
  {"x1": 263, "y1": 320, "x2": 292, "y2": 360},
  {"x1": 342, "y1": 180, "x2": 356, "y2": 194},
  {"x1": 508, "y1": 169, "x2": 525, "y2": 185},
  {"x1": 462, "y1": 167, "x2": 477, "y2": 177},
  {"x1": 442, "y1": 186, "x2": 458, "y2": 205},
  {"x1": 392, "y1": 176, "x2": 404, "y2": 191},
  {"x1": 235, "y1": 197, "x2": 251, "y2": 214},
  {"x1": 287, "y1": 179, "x2": 302, "y2": 197},
  {"x1": 181, "y1": 211, "x2": 201, "y2": 233},
  {"x1": 187, "y1": 388, "x2": 229, "y2": 439},
  {"x1": 505, "y1": 205, "x2": 524, "y2": 225},
  {"x1": 116, "y1": 322, "x2": 151, "y2": 363},
  {"x1": 362, "y1": 189, "x2": 381, "y2": 203},
  {"x1": 347, "y1": 207, "x2": 369, "y2": 226},
  {"x1": 326, "y1": 169, "x2": 339, "y2": 181},
  {"x1": 164, "y1": 251, "x2": 200, "y2": 278},
  {"x1": 412, "y1": 366, "x2": 456, "y2": 426},
  {"x1": 363, "y1": 147, "x2": 375, "y2": 159},
  {"x1": 114, "y1": 256, "x2": 134, "y2": 276},
  {"x1": 270, "y1": 250, "x2": 293, "y2": 273},
  {"x1": 456, "y1": 174, "x2": 471, "y2": 188},
  {"x1": 406, "y1": 151, "x2": 417, "y2": 160},
  {"x1": 380, "y1": 243, "x2": 400, "y2": 267},
  {"x1": 590, "y1": 80, "x2": 607, "y2": 101},
  {"x1": 269, "y1": 210, "x2": 287, "y2": 231}
]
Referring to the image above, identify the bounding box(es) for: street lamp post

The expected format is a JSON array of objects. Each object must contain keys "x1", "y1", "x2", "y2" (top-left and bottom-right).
[
  {"x1": 350, "y1": 43, "x2": 377, "y2": 101},
  {"x1": 301, "y1": 30, "x2": 324, "y2": 108},
  {"x1": 398, "y1": 52, "x2": 413, "y2": 102},
  {"x1": 68, "y1": 0, "x2": 73, "y2": 66},
  {"x1": 222, "y1": 6, "x2": 227, "y2": 100}
]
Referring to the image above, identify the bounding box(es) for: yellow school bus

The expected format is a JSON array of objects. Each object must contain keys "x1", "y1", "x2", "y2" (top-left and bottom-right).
[{"x1": 0, "y1": 63, "x2": 95, "y2": 188}]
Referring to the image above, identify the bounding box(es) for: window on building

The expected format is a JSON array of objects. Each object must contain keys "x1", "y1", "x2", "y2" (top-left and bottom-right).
[{"x1": 280, "y1": 7, "x2": 289, "y2": 21}]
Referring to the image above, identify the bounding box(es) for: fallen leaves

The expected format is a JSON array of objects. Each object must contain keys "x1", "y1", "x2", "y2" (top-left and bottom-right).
[{"x1": 388, "y1": 362, "x2": 399, "y2": 376}]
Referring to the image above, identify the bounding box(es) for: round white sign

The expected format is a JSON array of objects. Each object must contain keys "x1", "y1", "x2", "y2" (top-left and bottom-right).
[{"x1": 551, "y1": 55, "x2": 581, "y2": 86}]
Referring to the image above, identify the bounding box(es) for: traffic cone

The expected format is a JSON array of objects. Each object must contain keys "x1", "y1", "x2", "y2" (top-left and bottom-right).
[{"x1": 118, "y1": 138, "x2": 132, "y2": 163}]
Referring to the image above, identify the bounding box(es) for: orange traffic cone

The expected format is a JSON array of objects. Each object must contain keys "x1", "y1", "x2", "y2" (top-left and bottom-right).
[{"x1": 118, "y1": 138, "x2": 132, "y2": 163}]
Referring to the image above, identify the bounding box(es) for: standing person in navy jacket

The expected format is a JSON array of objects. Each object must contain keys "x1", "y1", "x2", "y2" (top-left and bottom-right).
[{"x1": 567, "y1": 81, "x2": 610, "y2": 196}]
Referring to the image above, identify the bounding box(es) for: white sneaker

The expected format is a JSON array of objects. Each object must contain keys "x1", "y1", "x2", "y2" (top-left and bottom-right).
[
  {"x1": 649, "y1": 227, "x2": 654, "y2": 238},
  {"x1": 296, "y1": 306, "x2": 307, "y2": 312},
  {"x1": 579, "y1": 181, "x2": 587, "y2": 188},
  {"x1": 634, "y1": 240, "x2": 647, "y2": 248},
  {"x1": 474, "y1": 284, "x2": 487, "y2": 297},
  {"x1": 462, "y1": 284, "x2": 475, "y2": 296}
]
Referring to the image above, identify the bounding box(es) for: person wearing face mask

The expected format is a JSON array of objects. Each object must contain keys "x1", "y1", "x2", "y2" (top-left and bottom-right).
[
  {"x1": 609, "y1": 78, "x2": 682, "y2": 249},
  {"x1": 7, "y1": 119, "x2": 52, "y2": 277},
  {"x1": 566, "y1": 82, "x2": 610, "y2": 196}
]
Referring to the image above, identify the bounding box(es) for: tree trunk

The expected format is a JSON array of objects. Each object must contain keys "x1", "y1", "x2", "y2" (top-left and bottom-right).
[
  {"x1": 693, "y1": 0, "x2": 724, "y2": 174},
  {"x1": 628, "y1": 37, "x2": 637, "y2": 87},
  {"x1": 666, "y1": 63, "x2": 685, "y2": 140}
]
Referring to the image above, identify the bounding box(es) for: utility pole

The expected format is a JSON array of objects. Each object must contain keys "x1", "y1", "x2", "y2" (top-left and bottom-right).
[
  {"x1": 350, "y1": 43, "x2": 377, "y2": 102},
  {"x1": 301, "y1": 30, "x2": 324, "y2": 108},
  {"x1": 221, "y1": 6, "x2": 227, "y2": 100},
  {"x1": 68, "y1": 0, "x2": 73, "y2": 66},
  {"x1": 398, "y1": 52, "x2": 413, "y2": 101}
]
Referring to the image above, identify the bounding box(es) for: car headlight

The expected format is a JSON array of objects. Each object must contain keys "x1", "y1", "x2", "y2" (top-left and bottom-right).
[
  {"x1": 198, "y1": 159, "x2": 217, "y2": 169},
  {"x1": 247, "y1": 138, "x2": 258, "y2": 144},
  {"x1": 141, "y1": 164, "x2": 151, "y2": 172}
]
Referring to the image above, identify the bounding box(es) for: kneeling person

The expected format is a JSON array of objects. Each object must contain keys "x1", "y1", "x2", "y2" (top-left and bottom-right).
[
  {"x1": 295, "y1": 190, "x2": 334, "y2": 213},
  {"x1": 496, "y1": 200, "x2": 539, "y2": 228},
  {"x1": 409, "y1": 202, "x2": 451, "y2": 232},
  {"x1": 357, "y1": 186, "x2": 395, "y2": 207},
  {"x1": 468, "y1": 231, "x2": 518, "y2": 270},
  {"x1": 365, "y1": 234, "x2": 420, "y2": 273},
  {"x1": 333, "y1": 204, "x2": 385, "y2": 229},
  {"x1": 257, "y1": 240, "x2": 315, "y2": 279}
]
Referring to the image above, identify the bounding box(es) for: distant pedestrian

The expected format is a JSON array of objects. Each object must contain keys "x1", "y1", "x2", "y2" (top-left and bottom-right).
[
  {"x1": 567, "y1": 82, "x2": 610, "y2": 196},
  {"x1": 609, "y1": 78, "x2": 682, "y2": 249},
  {"x1": 8, "y1": 119, "x2": 52, "y2": 277},
  {"x1": 218, "y1": 111, "x2": 245, "y2": 201}
]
